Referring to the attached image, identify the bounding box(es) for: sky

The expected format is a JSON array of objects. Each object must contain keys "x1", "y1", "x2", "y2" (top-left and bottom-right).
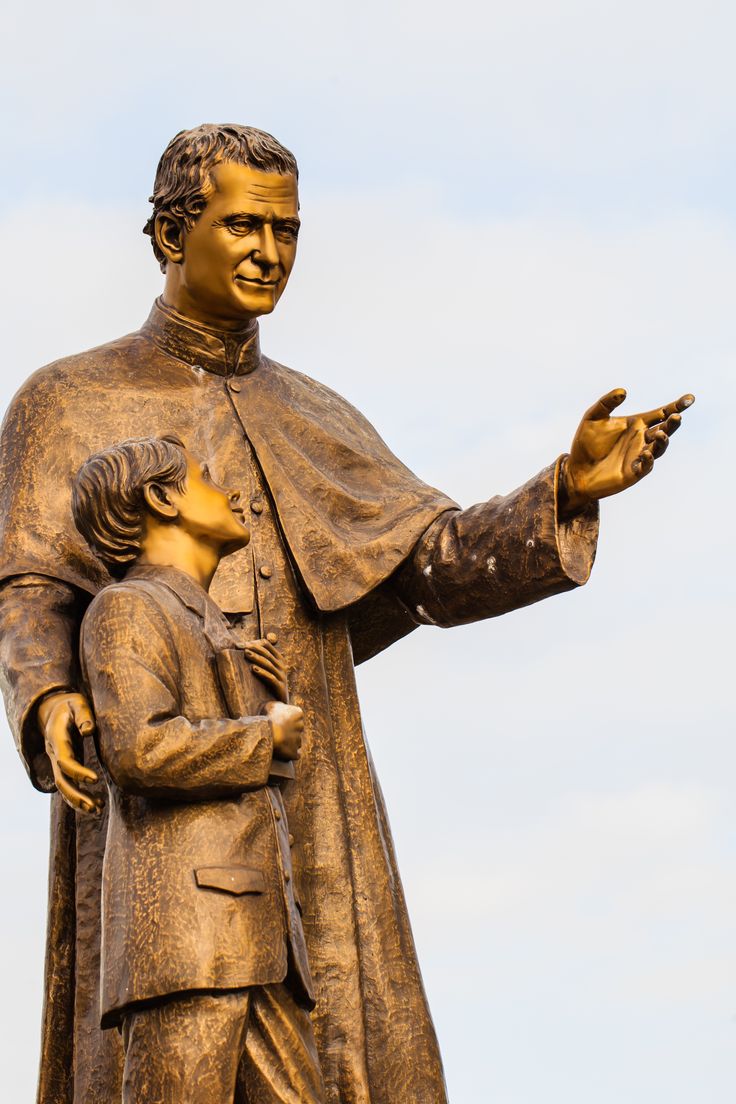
[{"x1": 1, "y1": 2, "x2": 734, "y2": 1101}]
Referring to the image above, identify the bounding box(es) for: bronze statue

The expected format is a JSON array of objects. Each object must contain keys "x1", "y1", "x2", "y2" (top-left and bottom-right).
[
  {"x1": 72, "y1": 435, "x2": 324, "y2": 1102},
  {"x1": 0, "y1": 124, "x2": 693, "y2": 1104}
]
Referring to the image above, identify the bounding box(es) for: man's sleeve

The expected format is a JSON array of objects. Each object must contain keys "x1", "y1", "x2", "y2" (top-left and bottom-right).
[
  {"x1": 82, "y1": 588, "x2": 274, "y2": 801},
  {"x1": 0, "y1": 574, "x2": 87, "y2": 792},
  {"x1": 393, "y1": 459, "x2": 600, "y2": 628}
]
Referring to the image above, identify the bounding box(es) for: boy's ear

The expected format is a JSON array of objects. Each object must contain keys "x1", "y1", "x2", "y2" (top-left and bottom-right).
[{"x1": 143, "y1": 481, "x2": 178, "y2": 520}]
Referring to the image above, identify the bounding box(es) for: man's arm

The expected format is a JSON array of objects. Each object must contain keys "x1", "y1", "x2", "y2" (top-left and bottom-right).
[
  {"x1": 82, "y1": 588, "x2": 274, "y2": 801},
  {"x1": 394, "y1": 458, "x2": 599, "y2": 627},
  {"x1": 0, "y1": 574, "x2": 97, "y2": 803},
  {"x1": 394, "y1": 388, "x2": 694, "y2": 627}
]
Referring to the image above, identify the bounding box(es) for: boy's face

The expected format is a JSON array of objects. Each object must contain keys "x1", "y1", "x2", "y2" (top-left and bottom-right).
[{"x1": 169, "y1": 453, "x2": 250, "y2": 552}]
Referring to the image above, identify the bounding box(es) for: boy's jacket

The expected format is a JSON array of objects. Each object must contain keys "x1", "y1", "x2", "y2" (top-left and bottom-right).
[{"x1": 80, "y1": 565, "x2": 313, "y2": 1027}]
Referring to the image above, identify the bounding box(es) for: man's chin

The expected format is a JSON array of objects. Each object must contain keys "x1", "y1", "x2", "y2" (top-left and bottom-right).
[{"x1": 233, "y1": 284, "x2": 279, "y2": 317}]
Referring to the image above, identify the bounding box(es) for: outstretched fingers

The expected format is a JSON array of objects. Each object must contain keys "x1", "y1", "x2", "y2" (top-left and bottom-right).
[
  {"x1": 631, "y1": 448, "x2": 654, "y2": 479},
  {"x1": 584, "y1": 388, "x2": 628, "y2": 421},
  {"x1": 644, "y1": 428, "x2": 669, "y2": 459},
  {"x1": 641, "y1": 394, "x2": 695, "y2": 427},
  {"x1": 638, "y1": 399, "x2": 693, "y2": 468}
]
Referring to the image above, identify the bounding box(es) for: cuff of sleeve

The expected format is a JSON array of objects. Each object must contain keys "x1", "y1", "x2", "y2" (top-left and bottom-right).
[
  {"x1": 553, "y1": 455, "x2": 600, "y2": 586},
  {"x1": 256, "y1": 715, "x2": 276, "y2": 786},
  {"x1": 18, "y1": 684, "x2": 75, "y2": 794}
]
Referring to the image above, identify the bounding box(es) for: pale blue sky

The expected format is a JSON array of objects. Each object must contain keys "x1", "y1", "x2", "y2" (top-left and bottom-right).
[{"x1": 1, "y1": 3, "x2": 734, "y2": 1101}]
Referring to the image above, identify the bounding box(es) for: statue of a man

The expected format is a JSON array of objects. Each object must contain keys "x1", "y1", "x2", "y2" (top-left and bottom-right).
[{"x1": 0, "y1": 124, "x2": 692, "y2": 1104}]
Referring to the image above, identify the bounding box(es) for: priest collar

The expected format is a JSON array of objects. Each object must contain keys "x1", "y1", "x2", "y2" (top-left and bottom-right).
[{"x1": 141, "y1": 297, "x2": 262, "y2": 377}]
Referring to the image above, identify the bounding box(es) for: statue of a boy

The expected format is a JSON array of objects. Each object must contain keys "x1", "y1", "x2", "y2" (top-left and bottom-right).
[{"x1": 71, "y1": 435, "x2": 325, "y2": 1103}]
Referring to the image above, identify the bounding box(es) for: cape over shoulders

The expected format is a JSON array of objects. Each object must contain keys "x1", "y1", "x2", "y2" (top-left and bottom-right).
[{"x1": 0, "y1": 322, "x2": 457, "y2": 612}]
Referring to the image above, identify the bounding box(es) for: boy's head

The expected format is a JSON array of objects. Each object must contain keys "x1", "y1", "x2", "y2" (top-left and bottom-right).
[{"x1": 72, "y1": 436, "x2": 249, "y2": 578}]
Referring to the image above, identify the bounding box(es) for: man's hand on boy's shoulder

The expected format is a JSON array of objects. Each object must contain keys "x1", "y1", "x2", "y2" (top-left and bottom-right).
[
  {"x1": 264, "y1": 701, "x2": 304, "y2": 762},
  {"x1": 244, "y1": 639, "x2": 288, "y2": 703}
]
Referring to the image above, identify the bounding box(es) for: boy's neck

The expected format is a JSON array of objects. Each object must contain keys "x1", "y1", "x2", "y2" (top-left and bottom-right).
[{"x1": 136, "y1": 530, "x2": 222, "y2": 592}]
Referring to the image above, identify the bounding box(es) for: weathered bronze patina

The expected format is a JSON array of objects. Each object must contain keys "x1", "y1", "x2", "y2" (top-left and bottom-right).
[
  {"x1": 0, "y1": 124, "x2": 693, "y2": 1104},
  {"x1": 73, "y1": 436, "x2": 323, "y2": 1101}
]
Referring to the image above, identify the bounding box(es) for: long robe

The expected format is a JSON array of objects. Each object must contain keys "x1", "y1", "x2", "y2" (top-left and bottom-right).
[{"x1": 0, "y1": 300, "x2": 599, "y2": 1103}]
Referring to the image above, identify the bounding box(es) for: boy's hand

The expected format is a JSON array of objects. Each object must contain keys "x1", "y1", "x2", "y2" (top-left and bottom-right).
[
  {"x1": 264, "y1": 701, "x2": 304, "y2": 761},
  {"x1": 244, "y1": 639, "x2": 288, "y2": 703}
]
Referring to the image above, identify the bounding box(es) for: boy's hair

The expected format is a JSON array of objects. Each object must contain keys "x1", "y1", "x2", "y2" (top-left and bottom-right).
[{"x1": 72, "y1": 436, "x2": 187, "y2": 578}]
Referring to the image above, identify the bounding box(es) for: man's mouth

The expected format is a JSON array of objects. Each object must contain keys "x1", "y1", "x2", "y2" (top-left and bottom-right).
[{"x1": 234, "y1": 275, "x2": 279, "y2": 287}]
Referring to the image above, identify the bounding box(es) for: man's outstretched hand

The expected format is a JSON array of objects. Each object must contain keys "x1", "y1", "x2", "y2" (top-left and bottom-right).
[
  {"x1": 37, "y1": 690, "x2": 102, "y2": 814},
  {"x1": 560, "y1": 388, "x2": 695, "y2": 515}
]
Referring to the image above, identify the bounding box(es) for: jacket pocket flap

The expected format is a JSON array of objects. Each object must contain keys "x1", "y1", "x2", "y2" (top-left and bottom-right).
[{"x1": 195, "y1": 866, "x2": 265, "y2": 895}]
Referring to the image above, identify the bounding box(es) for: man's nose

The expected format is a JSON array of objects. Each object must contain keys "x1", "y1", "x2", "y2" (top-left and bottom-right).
[{"x1": 251, "y1": 225, "x2": 279, "y2": 269}]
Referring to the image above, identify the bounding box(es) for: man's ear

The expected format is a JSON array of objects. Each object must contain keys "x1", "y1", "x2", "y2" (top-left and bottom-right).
[
  {"x1": 143, "y1": 482, "x2": 179, "y2": 520},
  {"x1": 154, "y1": 214, "x2": 185, "y2": 266}
]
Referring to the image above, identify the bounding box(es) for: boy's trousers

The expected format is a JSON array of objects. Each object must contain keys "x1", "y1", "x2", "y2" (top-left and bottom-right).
[{"x1": 121, "y1": 983, "x2": 326, "y2": 1104}]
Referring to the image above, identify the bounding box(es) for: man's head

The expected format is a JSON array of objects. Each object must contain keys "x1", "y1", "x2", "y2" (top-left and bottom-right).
[
  {"x1": 144, "y1": 124, "x2": 300, "y2": 328},
  {"x1": 72, "y1": 436, "x2": 249, "y2": 579}
]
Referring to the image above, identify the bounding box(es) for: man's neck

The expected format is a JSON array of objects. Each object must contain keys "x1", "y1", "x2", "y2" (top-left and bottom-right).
[{"x1": 160, "y1": 287, "x2": 257, "y2": 336}]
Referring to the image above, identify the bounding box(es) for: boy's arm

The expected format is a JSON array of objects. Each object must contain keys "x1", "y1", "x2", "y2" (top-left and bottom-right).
[{"x1": 82, "y1": 588, "x2": 273, "y2": 801}]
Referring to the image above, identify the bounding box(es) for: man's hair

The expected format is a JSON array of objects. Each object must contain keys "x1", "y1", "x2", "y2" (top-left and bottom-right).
[
  {"x1": 143, "y1": 123, "x2": 299, "y2": 269},
  {"x1": 72, "y1": 436, "x2": 188, "y2": 578}
]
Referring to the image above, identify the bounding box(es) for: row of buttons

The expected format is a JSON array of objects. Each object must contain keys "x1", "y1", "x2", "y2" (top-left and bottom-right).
[
  {"x1": 272, "y1": 809, "x2": 294, "y2": 842},
  {"x1": 226, "y1": 375, "x2": 293, "y2": 866},
  {"x1": 220, "y1": 395, "x2": 280, "y2": 682},
  {"x1": 248, "y1": 495, "x2": 272, "y2": 580}
]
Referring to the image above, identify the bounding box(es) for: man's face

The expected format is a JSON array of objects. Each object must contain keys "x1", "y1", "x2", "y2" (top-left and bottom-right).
[
  {"x1": 173, "y1": 162, "x2": 300, "y2": 325},
  {"x1": 170, "y1": 454, "x2": 250, "y2": 553}
]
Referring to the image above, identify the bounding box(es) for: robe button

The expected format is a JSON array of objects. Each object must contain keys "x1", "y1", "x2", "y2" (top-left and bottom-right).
[
  {"x1": 274, "y1": 809, "x2": 281, "y2": 821},
  {"x1": 284, "y1": 871, "x2": 291, "y2": 882},
  {"x1": 288, "y1": 833, "x2": 295, "y2": 846},
  {"x1": 228, "y1": 379, "x2": 241, "y2": 393},
  {"x1": 250, "y1": 499, "x2": 263, "y2": 514},
  {"x1": 259, "y1": 565, "x2": 272, "y2": 579},
  {"x1": 266, "y1": 632, "x2": 278, "y2": 644}
]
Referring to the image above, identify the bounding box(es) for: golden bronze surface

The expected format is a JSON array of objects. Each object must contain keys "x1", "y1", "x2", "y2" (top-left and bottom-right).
[{"x1": 0, "y1": 123, "x2": 693, "y2": 1104}]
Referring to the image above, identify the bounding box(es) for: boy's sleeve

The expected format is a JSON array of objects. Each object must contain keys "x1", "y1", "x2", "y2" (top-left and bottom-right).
[{"x1": 81, "y1": 587, "x2": 273, "y2": 800}]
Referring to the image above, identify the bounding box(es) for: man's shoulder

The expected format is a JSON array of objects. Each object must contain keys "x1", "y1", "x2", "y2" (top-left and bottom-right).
[
  {"x1": 261, "y1": 355, "x2": 379, "y2": 432},
  {"x1": 11, "y1": 329, "x2": 147, "y2": 405}
]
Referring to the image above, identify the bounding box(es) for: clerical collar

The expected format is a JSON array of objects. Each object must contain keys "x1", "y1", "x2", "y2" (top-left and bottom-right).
[{"x1": 141, "y1": 297, "x2": 262, "y2": 377}]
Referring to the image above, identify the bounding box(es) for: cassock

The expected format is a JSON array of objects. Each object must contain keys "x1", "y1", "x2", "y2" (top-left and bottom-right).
[{"x1": 0, "y1": 300, "x2": 599, "y2": 1104}]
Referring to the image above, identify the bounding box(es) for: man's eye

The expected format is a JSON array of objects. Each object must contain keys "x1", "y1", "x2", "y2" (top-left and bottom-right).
[
  {"x1": 274, "y1": 225, "x2": 298, "y2": 243},
  {"x1": 225, "y1": 220, "x2": 255, "y2": 235}
]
